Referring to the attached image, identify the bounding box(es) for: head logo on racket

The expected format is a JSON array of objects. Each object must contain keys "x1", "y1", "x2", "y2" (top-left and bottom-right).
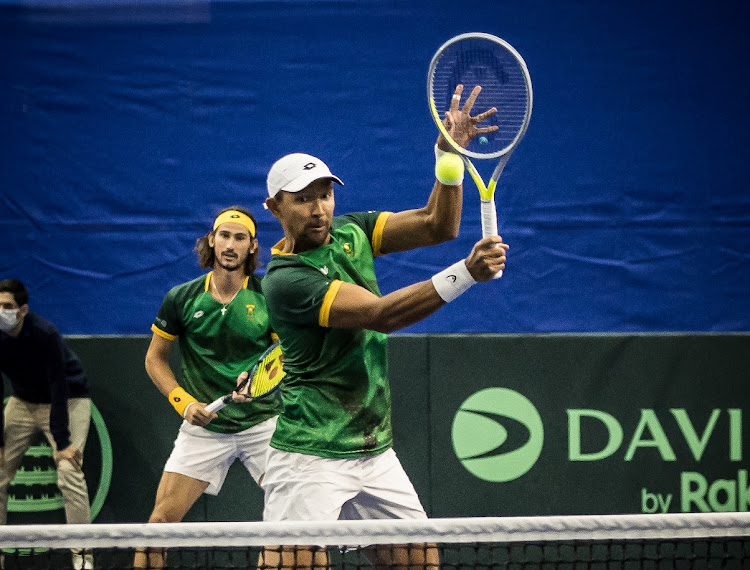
[
  {"x1": 205, "y1": 342, "x2": 284, "y2": 414},
  {"x1": 452, "y1": 387, "x2": 543, "y2": 482}
]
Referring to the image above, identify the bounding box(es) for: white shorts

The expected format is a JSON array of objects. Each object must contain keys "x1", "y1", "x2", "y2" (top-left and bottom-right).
[
  {"x1": 263, "y1": 447, "x2": 428, "y2": 521},
  {"x1": 163, "y1": 416, "x2": 277, "y2": 495}
]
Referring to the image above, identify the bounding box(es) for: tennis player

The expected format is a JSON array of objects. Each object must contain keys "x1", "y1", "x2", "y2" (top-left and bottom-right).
[
  {"x1": 134, "y1": 206, "x2": 281, "y2": 569},
  {"x1": 260, "y1": 86, "x2": 508, "y2": 569}
]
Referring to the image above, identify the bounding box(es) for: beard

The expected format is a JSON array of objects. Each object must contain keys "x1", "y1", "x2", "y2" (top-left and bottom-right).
[
  {"x1": 293, "y1": 222, "x2": 331, "y2": 252},
  {"x1": 216, "y1": 251, "x2": 246, "y2": 272},
  {"x1": 217, "y1": 261, "x2": 243, "y2": 272}
]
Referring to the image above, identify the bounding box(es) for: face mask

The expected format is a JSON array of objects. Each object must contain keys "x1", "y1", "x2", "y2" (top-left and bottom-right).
[{"x1": 0, "y1": 308, "x2": 20, "y2": 333}]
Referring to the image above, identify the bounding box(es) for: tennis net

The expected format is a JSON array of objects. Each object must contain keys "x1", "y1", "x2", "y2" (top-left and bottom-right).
[{"x1": 0, "y1": 512, "x2": 748, "y2": 569}]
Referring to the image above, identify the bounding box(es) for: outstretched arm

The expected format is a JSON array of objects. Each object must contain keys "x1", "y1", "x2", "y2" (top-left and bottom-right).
[
  {"x1": 328, "y1": 235, "x2": 509, "y2": 333},
  {"x1": 379, "y1": 85, "x2": 498, "y2": 254}
]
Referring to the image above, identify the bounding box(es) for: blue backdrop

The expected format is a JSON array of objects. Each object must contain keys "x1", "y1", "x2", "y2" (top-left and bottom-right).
[{"x1": 1, "y1": 0, "x2": 748, "y2": 334}]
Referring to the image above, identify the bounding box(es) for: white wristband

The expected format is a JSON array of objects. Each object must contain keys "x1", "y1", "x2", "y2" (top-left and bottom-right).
[
  {"x1": 434, "y1": 144, "x2": 447, "y2": 161},
  {"x1": 432, "y1": 260, "x2": 477, "y2": 302}
]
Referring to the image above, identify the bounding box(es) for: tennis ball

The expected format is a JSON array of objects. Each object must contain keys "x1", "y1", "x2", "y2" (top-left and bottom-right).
[
  {"x1": 479, "y1": 136, "x2": 489, "y2": 145},
  {"x1": 435, "y1": 152, "x2": 465, "y2": 185}
]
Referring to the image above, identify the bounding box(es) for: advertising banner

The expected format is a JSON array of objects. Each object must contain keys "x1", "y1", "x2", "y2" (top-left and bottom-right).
[
  {"x1": 5, "y1": 334, "x2": 743, "y2": 523},
  {"x1": 424, "y1": 334, "x2": 749, "y2": 516}
]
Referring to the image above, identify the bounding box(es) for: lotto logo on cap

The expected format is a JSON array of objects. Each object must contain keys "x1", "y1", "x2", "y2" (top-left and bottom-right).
[{"x1": 267, "y1": 153, "x2": 344, "y2": 198}]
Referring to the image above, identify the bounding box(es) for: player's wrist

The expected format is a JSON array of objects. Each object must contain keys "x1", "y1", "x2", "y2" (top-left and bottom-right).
[
  {"x1": 432, "y1": 260, "x2": 477, "y2": 302},
  {"x1": 434, "y1": 143, "x2": 459, "y2": 161},
  {"x1": 168, "y1": 386, "x2": 198, "y2": 418},
  {"x1": 182, "y1": 401, "x2": 198, "y2": 418}
]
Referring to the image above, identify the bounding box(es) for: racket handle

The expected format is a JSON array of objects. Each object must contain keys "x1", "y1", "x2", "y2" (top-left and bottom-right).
[
  {"x1": 204, "y1": 395, "x2": 230, "y2": 414},
  {"x1": 204, "y1": 371, "x2": 251, "y2": 414},
  {"x1": 480, "y1": 199, "x2": 503, "y2": 280},
  {"x1": 480, "y1": 199, "x2": 498, "y2": 238}
]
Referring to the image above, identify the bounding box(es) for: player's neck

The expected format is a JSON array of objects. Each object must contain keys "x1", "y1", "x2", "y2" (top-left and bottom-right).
[
  {"x1": 284, "y1": 233, "x2": 332, "y2": 254},
  {"x1": 211, "y1": 268, "x2": 247, "y2": 295}
]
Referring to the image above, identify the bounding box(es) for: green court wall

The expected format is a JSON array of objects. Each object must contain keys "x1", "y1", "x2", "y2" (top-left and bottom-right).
[{"x1": 6, "y1": 334, "x2": 748, "y2": 524}]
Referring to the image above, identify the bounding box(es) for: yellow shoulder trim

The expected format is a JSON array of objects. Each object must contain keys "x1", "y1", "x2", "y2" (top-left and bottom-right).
[
  {"x1": 372, "y1": 211, "x2": 393, "y2": 257},
  {"x1": 151, "y1": 324, "x2": 177, "y2": 341},
  {"x1": 318, "y1": 280, "x2": 344, "y2": 328},
  {"x1": 271, "y1": 238, "x2": 296, "y2": 256}
]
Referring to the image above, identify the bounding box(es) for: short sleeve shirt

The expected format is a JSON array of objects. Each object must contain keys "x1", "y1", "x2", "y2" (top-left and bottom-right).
[
  {"x1": 151, "y1": 272, "x2": 281, "y2": 434},
  {"x1": 262, "y1": 211, "x2": 392, "y2": 458}
]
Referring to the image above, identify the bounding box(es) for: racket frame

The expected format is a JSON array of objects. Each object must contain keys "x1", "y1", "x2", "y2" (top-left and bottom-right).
[
  {"x1": 204, "y1": 342, "x2": 283, "y2": 414},
  {"x1": 427, "y1": 32, "x2": 533, "y2": 241}
]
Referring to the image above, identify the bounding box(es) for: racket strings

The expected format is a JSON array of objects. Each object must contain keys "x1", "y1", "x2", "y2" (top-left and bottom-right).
[
  {"x1": 430, "y1": 38, "x2": 531, "y2": 156},
  {"x1": 249, "y1": 347, "x2": 284, "y2": 397}
]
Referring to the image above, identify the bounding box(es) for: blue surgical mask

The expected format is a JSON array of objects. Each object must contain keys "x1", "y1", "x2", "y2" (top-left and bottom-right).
[{"x1": 0, "y1": 308, "x2": 20, "y2": 333}]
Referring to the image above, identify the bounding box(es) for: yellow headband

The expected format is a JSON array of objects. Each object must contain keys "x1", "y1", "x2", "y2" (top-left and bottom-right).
[{"x1": 213, "y1": 210, "x2": 256, "y2": 237}]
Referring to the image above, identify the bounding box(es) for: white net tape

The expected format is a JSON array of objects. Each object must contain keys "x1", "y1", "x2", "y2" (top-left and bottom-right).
[{"x1": 0, "y1": 512, "x2": 748, "y2": 549}]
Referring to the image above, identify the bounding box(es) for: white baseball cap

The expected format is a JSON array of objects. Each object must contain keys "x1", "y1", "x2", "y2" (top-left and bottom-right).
[{"x1": 266, "y1": 153, "x2": 344, "y2": 198}]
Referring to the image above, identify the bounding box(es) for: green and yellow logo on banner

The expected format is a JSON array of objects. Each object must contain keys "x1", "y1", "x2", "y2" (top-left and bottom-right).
[{"x1": 452, "y1": 387, "x2": 544, "y2": 482}]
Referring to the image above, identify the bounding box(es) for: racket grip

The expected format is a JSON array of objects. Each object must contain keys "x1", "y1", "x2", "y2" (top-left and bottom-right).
[
  {"x1": 480, "y1": 199, "x2": 503, "y2": 280},
  {"x1": 204, "y1": 371, "x2": 251, "y2": 414},
  {"x1": 204, "y1": 396, "x2": 228, "y2": 414},
  {"x1": 480, "y1": 199, "x2": 498, "y2": 238}
]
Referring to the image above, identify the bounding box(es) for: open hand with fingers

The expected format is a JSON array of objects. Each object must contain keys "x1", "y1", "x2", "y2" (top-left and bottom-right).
[
  {"x1": 440, "y1": 85, "x2": 498, "y2": 150},
  {"x1": 465, "y1": 236, "x2": 510, "y2": 282}
]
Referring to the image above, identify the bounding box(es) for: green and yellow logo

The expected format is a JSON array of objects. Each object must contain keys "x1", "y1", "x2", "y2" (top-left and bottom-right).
[{"x1": 452, "y1": 387, "x2": 544, "y2": 482}]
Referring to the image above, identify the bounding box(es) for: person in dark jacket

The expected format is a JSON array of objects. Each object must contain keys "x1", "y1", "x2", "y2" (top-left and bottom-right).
[{"x1": 0, "y1": 278, "x2": 93, "y2": 569}]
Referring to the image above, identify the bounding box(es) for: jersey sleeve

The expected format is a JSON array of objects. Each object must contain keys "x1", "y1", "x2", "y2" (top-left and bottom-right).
[
  {"x1": 262, "y1": 263, "x2": 334, "y2": 327},
  {"x1": 338, "y1": 211, "x2": 392, "y2": 257},
  {"x1": 151, "y1": 286, "x2": 184, "y2": 340}
]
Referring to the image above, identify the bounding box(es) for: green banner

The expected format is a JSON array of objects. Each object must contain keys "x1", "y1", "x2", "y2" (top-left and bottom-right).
[
  {"x1": 413, "y1": 334, "x2": 749, "y2": 516},
  {"x1": 16, "y1": 333, "x2": 742, "y2": 523}
]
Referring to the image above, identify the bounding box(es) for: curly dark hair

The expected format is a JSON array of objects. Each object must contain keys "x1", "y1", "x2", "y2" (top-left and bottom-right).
[{"x1": 194, "y1": 206, "x2": 259, "y2": 274}]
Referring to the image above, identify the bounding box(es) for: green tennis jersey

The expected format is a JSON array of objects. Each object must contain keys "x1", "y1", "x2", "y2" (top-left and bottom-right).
[
  {"x1": 262, "y1": 211, "x2": 393, "y2": 458},
  {"x1": 151, "y1": 272, "x2": 281, "y2": 434}
]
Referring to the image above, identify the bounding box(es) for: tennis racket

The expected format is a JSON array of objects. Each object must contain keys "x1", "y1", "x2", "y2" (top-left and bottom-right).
[
  {"x1": 204, "y1": 342, "x2": 284, "y2": 413},
  {"x1": 428, "y1": 32, "x2": 533, "y2": 278}
]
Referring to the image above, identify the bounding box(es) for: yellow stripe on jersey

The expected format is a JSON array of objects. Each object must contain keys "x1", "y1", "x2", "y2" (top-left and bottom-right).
[
  {"x1": 151, "y1": 324, "x2": 176, "y2": 341},
  {"x1": 206, "y1": 272, "x2": 249, "y2": 289},
  {"x1": 371, "y1": 211, "x2": 392, "y2": 257},
  {"x1": 318, "y1": 279, "x2": 344, "y2": 327},
  {"x1": 270, "y1": 238, "x2": 293, "y2": 255}
]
